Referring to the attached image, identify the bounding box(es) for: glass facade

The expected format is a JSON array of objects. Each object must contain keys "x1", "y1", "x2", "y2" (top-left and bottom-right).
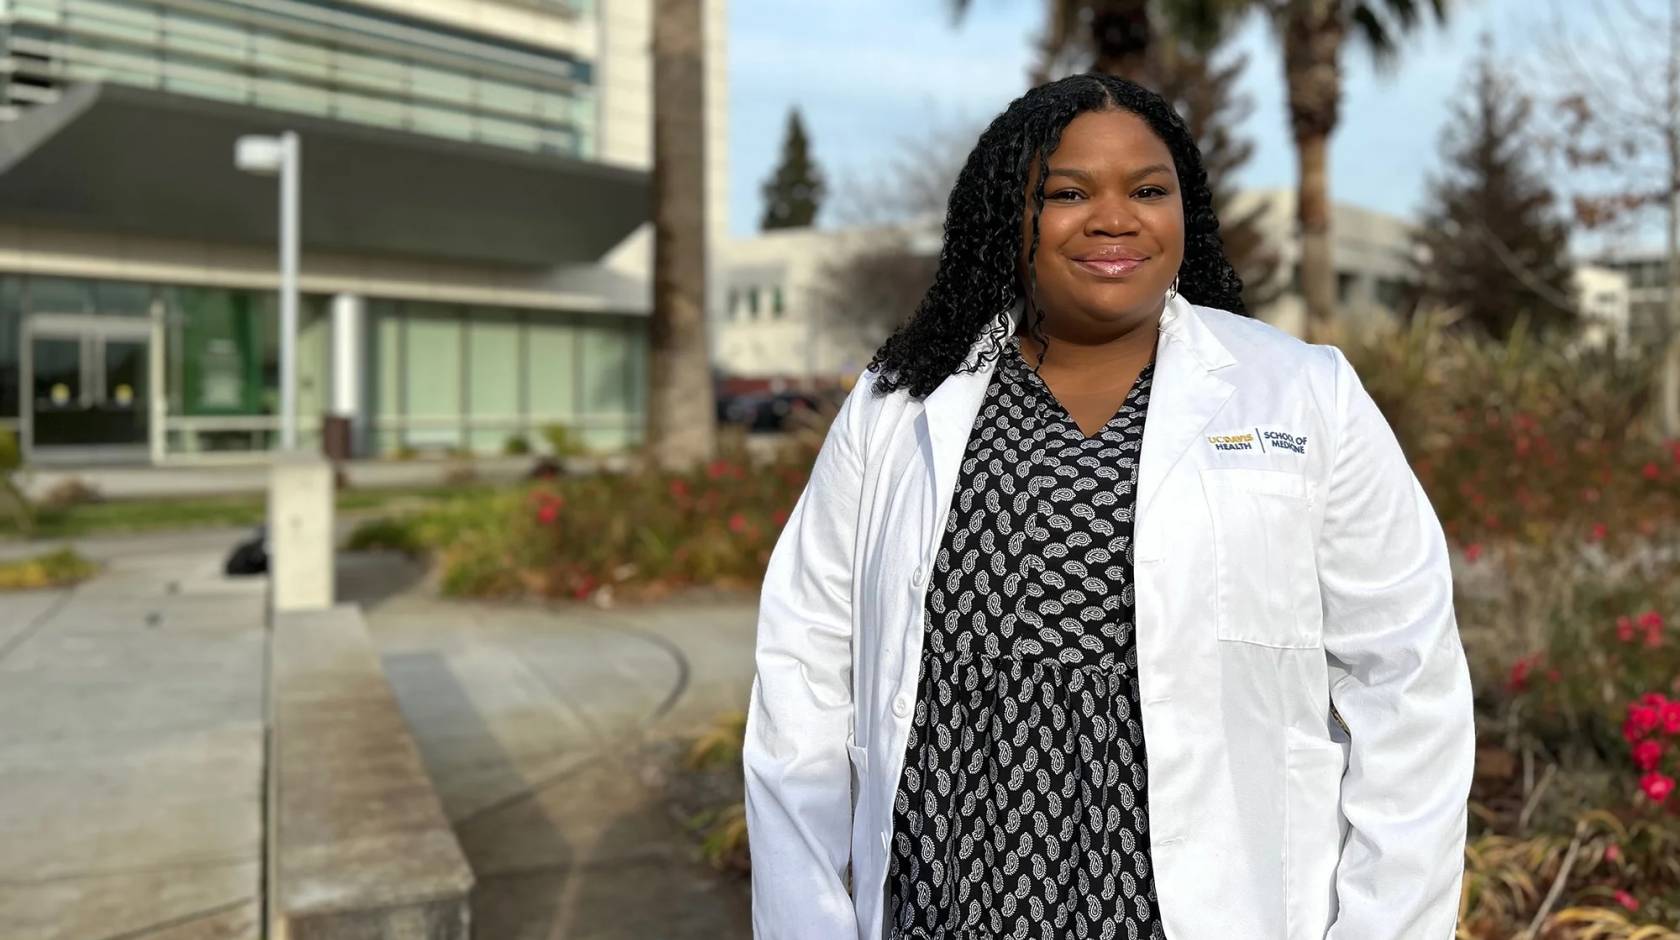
[
  {"x1": 0, "y1": 274, "x2": 646, "y2": 461},
  {"x1": 2, "y1": 0, "x2": 596, "y2": 158},
  {"x1": 367, "y1": 298, "x2": 644, "y2": 457}
]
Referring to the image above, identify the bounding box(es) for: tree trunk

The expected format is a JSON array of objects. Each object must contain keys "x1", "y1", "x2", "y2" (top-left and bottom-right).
[
  {"x1": 649, "y1": 0, "x2": 715, "y2": 470},
  {"x1": 1665, "y1": 0, "x2": 1680, "y2": 436},
  {"x1": 1281, "y1": 0, "x2": 1344, "y2": 343}
]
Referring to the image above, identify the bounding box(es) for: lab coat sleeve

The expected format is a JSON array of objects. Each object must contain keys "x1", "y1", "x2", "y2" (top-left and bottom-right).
[
  {"x1": 743, "y1": 377, "x2": 867, "y2": 939},
  {"x1": 1317, "y1": 345, "x2": 1475, "y2": 940}
]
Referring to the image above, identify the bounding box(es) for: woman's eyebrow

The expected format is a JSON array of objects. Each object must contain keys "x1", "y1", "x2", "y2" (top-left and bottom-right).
[{"x1": 1047, "y1": 163, "x2": 1175, "y2": 183}]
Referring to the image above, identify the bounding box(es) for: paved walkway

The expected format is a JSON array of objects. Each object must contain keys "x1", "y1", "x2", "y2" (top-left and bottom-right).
[
  {"x1": 343, "y1": 551, "x2": 758, "y2": 939},
  {"x1": 0, "y1": 535, "x2": 267, "y2": 940}
]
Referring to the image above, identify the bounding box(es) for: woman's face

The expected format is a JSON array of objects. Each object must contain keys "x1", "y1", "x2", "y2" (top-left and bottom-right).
[{"x1": 1018, "y1": 108, "x2": 1185, "y2": 338}]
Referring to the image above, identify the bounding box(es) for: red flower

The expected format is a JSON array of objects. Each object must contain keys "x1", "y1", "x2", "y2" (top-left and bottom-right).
[
  {"x1": 572, "y1": 573, "x2": 598, "y2": 599},
  {"x1": 728, "y1": 512, "x2": 748, "y2": 534},
  {"x1": 1633, "y1": 738, "x2": 1665, "y2": 771},
  {"x1": 1604, "y1": 842, "x2": 1622, "y2": 862},
  {"x1": 1662, "y1": 701, "x2": 1680, "y2": 735},
  {"x1": 1629, "y1": 704, "x2": 1663, "y2": 737},
  {"x1": 1617, "y1": 615, "x2": 1636, "y2": 643},
  {"x1": 1638, "y1": 610, "x2": 1665, "y2": 633},
  {"x1": 1639, "y1": 771, "x2": 1675, "y2": 803},
  {"x1": 1647, "y1": 628, "x2": 1664, "y2": 649},
  {"x1": 1464, "y1": 543, "x2": 1484, "y2": 562},
  {"x1": 1589, "y1": 521, "x2": 1608, "y2": 542},
  {"x1": 1641, "y1": 692, "x2": 1669, "y2": 709},
  {"x1": 668, "y1": 478, "x2": 690, "y2": 500},
  {"x1": 772, "y1": 507, "x2": 790, "y2": 527},
  {"x1": 536, "y1": 502, "x2": 559, "y2": 525},
  {"x1": 706, "y1": 459, "x2": 731, "y2": 480},
  {"x1": 1643, "y1": 461, "x2": 1662, "y2": 481},
  {"x1": 1508, "y1": 655, "x2": 1540, "y2": 693},
  {"x1": 1614, "y1": 889, "x2": 1640, "y2": 912},
  {"x1": 1545, "y1": 668, "x2": 1562, "y2": 684},
  {"x1": 1582, "y1": 486, "x2": 1601, "y2": 503}
]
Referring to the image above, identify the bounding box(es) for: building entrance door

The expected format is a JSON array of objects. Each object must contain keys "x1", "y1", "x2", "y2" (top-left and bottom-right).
[{"x1": 24, "y1": 315, "x2": 151, "y2": 462}]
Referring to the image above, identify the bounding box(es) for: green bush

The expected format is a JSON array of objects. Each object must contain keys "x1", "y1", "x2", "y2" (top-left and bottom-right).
[{"x1": 0, "y1": 547, "x2": 97, "y2": 591}]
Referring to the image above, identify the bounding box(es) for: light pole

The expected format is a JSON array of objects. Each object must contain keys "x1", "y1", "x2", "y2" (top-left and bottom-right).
[{"x1": 235, "y1": 131, "x2": 301, "y2": 451}]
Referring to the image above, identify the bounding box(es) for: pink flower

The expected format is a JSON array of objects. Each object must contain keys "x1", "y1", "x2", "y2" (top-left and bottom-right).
[
  {"x1": 1639, "y1": 771, "x2": 1675, "y2": 803},
  {"x1": 1641, "y1": 692, "x2": 1669, "y2": 709},
  {"x1": 1545, "y1": 668, "x2": 1562, "y2": 684},
  {"x1": 536, "y1": 502, "x2": 559, "y2": 525},
  {"x1": 1614, "y1": 889, "x2": 1640, "y2": 912},
  {"x1": 1638, "y1": 610, "x2": 1665, "y2": 633},
  {"x1": 728, "y1": 512, "x2": 748, "y2": 534},
  {"x1": 1464, "y1": 543, "x2": 1484, "y2": 562},
  {"x1": 1589, "y1": 521, "x2": 1609, "y2": 542},
  {"x1": 1617, "y1": 616, "x2": 1636, "y2": 643},
  {"x1": 771, "y1": 507, "x2": 790, "y2": 527},
  {"x1": 1604, "y1": 842, "x2": 1622, "y2": 862},
  {"x1": 1633, "y1": 738, "x2": 1664, "y2": 771},
  {"x1": 668, "y1": 478, "x2": 690, "y2": 500},
  {"x1": 1643, "y1": 461, "x2": 1662, "y2": 481}
]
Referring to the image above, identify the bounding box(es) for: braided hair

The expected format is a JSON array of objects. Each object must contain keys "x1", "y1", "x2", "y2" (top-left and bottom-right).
[{"x1": 866, "y1": 72, "x2": 1245, "y2": 400}]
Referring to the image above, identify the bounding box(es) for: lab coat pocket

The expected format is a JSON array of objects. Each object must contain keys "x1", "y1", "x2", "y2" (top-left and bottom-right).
[
  {"x1": 1284, "y1": 743, "x2": 1348, "y2": 939},
  {"x1": 1199, "y1": 467, "x2": 1322, "y2": 649}
]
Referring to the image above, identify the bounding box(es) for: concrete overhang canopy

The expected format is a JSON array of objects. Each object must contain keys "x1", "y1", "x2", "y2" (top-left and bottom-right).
[{"x1": 0, "y1": 83, "x2": 649, "y2": 267}]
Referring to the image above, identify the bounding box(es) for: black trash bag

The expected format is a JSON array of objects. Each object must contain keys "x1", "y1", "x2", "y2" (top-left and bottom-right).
[{"x1": 224, "y1": 525, "x2": 268, "y2": 576}]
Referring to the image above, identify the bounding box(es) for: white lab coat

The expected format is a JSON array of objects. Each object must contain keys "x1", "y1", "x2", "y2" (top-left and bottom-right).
[{"x1": 743, "y1": 294, "x2": 1475, "y2": 939}]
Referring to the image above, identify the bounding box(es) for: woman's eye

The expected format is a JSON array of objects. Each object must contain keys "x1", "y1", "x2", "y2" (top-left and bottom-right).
[
  {"x1": 1135, "y1": 186, "x2": 1169, "y2": 199},
  {"x1": 1048, "y1": 189, "x2": 1083, "y2": 201}
]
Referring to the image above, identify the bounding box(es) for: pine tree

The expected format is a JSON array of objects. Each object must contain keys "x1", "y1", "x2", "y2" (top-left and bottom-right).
[
  {"x1": 760, "y1": 107, "x2": 826, "y2": 230},
  {"x1": 1414, "y1": 40, "x2": 1578, "y2": 339}
]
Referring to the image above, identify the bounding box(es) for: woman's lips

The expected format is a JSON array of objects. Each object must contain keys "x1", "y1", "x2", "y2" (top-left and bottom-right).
[{"x1": 1071, "y1": 256, "x2": 1146, "y2": 278}]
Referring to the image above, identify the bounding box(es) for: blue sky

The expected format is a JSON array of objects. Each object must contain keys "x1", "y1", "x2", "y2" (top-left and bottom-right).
[{"x1": 727, "y1": 0, "x2": 1641, "y2": 248}]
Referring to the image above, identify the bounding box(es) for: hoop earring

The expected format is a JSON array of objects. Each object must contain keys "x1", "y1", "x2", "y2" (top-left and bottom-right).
[{"x1": 1165, "y1": 275, "x2": 1180, "y2": 301}]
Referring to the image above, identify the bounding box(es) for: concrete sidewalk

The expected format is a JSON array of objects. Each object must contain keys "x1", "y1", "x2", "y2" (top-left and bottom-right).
[
  {"x1": 0, "y1": 535, "x2": 267, "y2": 940},
  {"x1": 345, "y1": 552, "x2": 759, "y2": 940}
]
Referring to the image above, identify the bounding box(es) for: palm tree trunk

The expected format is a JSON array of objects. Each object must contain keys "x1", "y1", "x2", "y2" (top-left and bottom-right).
[
  {"x1": 1089, "y1": 0, "x2": 1153, "y2": 81},
  {"x1": 1281, "y1": 0, "x2": 1343, "y2": 343},
  {"x1": 649, "y1": 0, "x2": 715, "y2": 470}
]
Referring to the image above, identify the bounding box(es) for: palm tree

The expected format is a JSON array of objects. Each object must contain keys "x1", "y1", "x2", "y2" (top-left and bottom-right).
[
  {"x1": 1264, "y1": 0, "x2": 1449, "y2": 342},
  {"x1": 649, "y1": 0, "x2": 715, "y2": 469}
]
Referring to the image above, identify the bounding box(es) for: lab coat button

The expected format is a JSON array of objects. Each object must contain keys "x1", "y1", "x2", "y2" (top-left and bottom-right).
[
  {"x1": 911, "y1": 565, "x2": 926, "y2": 588},
  {"x1": 893, "y1": 694, "x2": 911, "y2": 717}
]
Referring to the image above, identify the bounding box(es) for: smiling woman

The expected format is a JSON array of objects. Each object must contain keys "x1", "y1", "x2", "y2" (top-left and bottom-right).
[{"x1": 744, "y1": 72, "x2": 1474, "y2": 940}]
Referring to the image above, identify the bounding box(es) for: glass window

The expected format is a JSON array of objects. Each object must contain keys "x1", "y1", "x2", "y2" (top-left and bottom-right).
[
  {"x1": 296, "y1": 296, "x2": 331, "y2": 425},
  {"x1": 748, "y1": 287, "x2": 760, "y2": 319},
  {"x1": 410, "y1": 63, "x2": 473, "y2": 105},
  {"x1": 91, "y1": 279, "x2": 154, "y2": 316},
  {"x1": 29, "y1": 276, "x2": 96, "y2": 314},
  {"x1": 167, "y1": 286, "x2": 271, "y2": 416},
  {"x1": 526, "y1": 313, "x2": 576, "y2": 427},
  {"x1": 466, "y1": 313, "x2": 521, "y2": 452},
  {"x1": 0, "y1": 276, "x2": 21, "y2": 421},
  {"x1": 579, "y1": 321, "x2": 631, "y2": 451},
  {"x1": 772, "y1": 285, "x2": 785, "y2": 318},
  {"x1": 367, "y1": 300, "x2": 404, "y2": 454},
  {"x1": 403, "y1": 305, "x2": 463, "y2": 449}
]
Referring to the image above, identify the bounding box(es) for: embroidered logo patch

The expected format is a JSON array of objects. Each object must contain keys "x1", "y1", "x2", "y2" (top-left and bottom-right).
[{"x1": 1206, "y1": 426, "x2": 1308, "y2": 456}]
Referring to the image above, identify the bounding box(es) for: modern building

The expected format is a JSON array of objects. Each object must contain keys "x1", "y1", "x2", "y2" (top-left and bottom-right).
[
  {"x1": 0, "y1": 0, "x2": 728, "y2": 464},
  {"x1": 1594, "y1": 253, "x2": 1676, "y2": 350}
]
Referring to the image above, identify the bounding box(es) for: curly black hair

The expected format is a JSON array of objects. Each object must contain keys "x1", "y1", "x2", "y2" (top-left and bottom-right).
[{"x1": 865, "y1": 72, "x2": 1245, "y2": 400}]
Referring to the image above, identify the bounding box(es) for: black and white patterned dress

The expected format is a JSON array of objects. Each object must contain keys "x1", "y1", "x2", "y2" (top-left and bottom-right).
[{"x1": 885, "y1": 333, "x2": 1165, "y2": 940}]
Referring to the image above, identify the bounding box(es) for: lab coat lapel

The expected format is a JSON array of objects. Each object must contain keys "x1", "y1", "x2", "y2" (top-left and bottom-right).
[{"x1": 1135, "y1": 294, "x2": 1237, "y2": 527}]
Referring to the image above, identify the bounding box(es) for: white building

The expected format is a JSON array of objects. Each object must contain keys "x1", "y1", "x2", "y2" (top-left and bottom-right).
[
  {"x1": 0, "y1": 0, "x2": 728, "y2": 463},
  {"x1": 1573, "y1": 264, "x2": 1633, "y2": 351}
]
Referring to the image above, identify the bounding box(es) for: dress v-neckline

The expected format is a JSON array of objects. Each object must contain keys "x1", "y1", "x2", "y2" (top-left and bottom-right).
[{"x1": 1006, "y1": 337, "x2": 1154, "y2": 443}]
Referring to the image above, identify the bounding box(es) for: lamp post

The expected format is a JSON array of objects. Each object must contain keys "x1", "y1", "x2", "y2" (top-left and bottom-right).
[{"x1": 235, "y1": 131, "x2": 301, "y2": 451}]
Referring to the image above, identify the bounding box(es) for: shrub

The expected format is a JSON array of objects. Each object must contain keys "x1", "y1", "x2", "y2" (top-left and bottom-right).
[{"x1": 0, "y1": 548, "x2": 98, "y2": 591}]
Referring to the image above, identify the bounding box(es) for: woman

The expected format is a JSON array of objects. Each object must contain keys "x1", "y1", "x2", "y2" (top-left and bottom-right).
[{"x1": 743, "y1": 73, "x2": 1474, "y2": 940}]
